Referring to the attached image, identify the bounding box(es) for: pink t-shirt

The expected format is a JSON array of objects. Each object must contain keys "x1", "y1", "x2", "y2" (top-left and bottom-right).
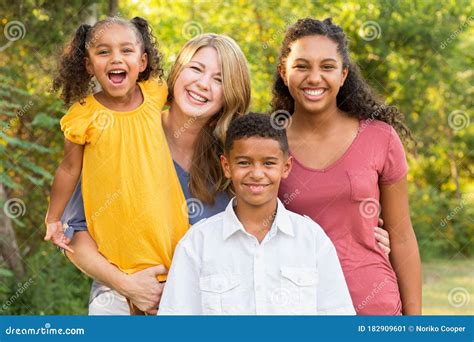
[{"x1": 278, "y1": 119, "x2": 408, "y2": 315}]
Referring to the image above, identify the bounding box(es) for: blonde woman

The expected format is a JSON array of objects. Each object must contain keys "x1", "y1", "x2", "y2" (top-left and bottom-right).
[{"x1": 59, "y1": 33, "x2": 251, "y2": 315}]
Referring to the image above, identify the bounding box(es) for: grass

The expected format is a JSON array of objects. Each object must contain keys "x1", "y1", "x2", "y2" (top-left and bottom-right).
[
  {"x1": 422, "y1": 258, "x2": 473, "y2": 315},
  {"x1": 2, "y1": 256, "x2": 472, "y2": 315}
]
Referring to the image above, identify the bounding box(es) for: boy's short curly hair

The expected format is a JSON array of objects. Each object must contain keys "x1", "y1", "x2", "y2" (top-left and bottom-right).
[{"x1": 224, "y1": 112, "x2": 289, "y2": 155}]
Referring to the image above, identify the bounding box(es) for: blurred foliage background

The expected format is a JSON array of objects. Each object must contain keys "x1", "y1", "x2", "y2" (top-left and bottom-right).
[{"x1": 0, "y1": 0, "x2": 472, "y2": 315}]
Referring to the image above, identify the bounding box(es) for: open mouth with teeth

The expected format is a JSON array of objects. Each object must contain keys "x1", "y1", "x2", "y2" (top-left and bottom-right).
[
  {"x1": 244, "y1": 183, "x2": 270, "y2": 194},
  {"x1": 187, "y1": 90, "x2": 209, "y2": 104},
  {"x1": 108, "y1": 70, "x2": 127, "y2": 85},
  {"x1": 303, "y1": 88, "x2": 326, "y2": 99}
]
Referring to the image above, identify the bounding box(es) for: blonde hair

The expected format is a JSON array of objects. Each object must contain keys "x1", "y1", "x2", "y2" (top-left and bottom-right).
[{"x1": 167, "y1": 33, "x2": 251, "y2": 204}]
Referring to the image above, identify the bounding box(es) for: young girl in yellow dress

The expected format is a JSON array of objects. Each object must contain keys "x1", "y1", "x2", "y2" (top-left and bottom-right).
[{"x1": 44, "y1": 17, "x2": 189, "y2": 299}]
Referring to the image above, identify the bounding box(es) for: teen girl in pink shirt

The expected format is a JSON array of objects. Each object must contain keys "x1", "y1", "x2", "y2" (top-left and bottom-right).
[{"x1": 275, "y1": 18, "x2": 421, "y2": 315}]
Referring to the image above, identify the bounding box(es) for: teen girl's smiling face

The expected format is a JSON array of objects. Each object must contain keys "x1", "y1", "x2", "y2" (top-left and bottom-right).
[
  {"x1": 279, "y1": 35, "x2": 348, "y2": 115},
  {"x1": 85, "y1": 23, "x2": 147, "y2": 99},
  {"x1": 221, "y1": 137, "x2": 292, "y2": 208},
  {"x1": 173, "y1": 47, "x2": 224, "y2": 120}
]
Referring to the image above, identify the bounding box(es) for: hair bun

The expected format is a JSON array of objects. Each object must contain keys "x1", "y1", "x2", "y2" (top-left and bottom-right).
[
  {"x1": 131, "y1": 17, "x2": 148, "y2": 30},
  {"x1": 77, "y1": 24, "x2": 91, "y2": 45}
]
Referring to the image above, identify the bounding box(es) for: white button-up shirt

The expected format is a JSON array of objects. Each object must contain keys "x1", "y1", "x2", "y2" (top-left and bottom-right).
[{"x1": 159, "y1": 198, "x2": 355, "y2": 315}]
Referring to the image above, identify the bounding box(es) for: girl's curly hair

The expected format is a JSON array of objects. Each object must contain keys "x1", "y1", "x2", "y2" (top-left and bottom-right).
[
  {"x1": 53, "y1": 16, "x2": 164, "y2": 106},
  {"x1": 271, "y1": 17, "x2": 412, "y2": 143}
]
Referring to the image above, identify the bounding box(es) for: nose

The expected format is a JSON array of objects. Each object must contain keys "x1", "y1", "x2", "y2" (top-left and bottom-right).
[
  {"x1": 195, "y1": 74, "x2": 211, "y2": 91},
  {"x1": 110, "y1": 50, "x2": 123, "y2": 64},
  {"x1": 307, "y1": 67, "x2": 322, "y2": 84},
  {"x1": 249, "y1": 164, "x2": 264, "y2": 179}
]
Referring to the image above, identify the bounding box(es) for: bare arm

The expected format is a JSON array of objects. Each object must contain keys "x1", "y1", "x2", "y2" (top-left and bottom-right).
[
  {"x1": 380, "y1": 178, "x2": 421, "y2": 315},
  {"x1": 46, "y1": 139, "x2": 84, "y2": 221},
  {"x1": 44, "y1": 140, "x2": 84, "y2": 252},
  {"x1": 66, "y1": 231, "x2": 166, "y2": 314}
]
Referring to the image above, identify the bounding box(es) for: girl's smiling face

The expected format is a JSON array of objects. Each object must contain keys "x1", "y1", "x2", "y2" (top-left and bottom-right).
[
  {"x1": 172, "y1": 46, "x2": 225, "y2": 120},
  {"x1": 85, "y1": 23, "x2": 147, "y2": 99},
  {"x1": 279, "y1": 35, "x2": 348, "y2": 115}
]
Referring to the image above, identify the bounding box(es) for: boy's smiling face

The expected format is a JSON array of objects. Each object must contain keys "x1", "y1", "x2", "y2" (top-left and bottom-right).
[{"x1": 221, "y1": 136, "x2": 292, "y2": 208}]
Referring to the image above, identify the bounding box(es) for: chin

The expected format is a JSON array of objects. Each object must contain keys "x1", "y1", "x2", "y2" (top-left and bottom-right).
[
  {"x1": 186, "y1": 110, "x2": 206, "y2": 118},
  {"x1": 240, "y1": 194, "x2": 272, "y2": 207},
  {"x1": 304, "y1": 103, "x2": 329, "y2": 114},
  {"x1": 104, "y1": 85, "x2": 131, "y2": 97},
  {"x1": 187, "y1": 108, "x2": 215, "y2": 121}
]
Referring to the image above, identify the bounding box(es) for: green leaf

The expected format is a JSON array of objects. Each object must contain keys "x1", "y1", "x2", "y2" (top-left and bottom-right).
[
  {"x1": 11, "y1": 216, "x2": 27, "y2": 228},
  {"x1": 0, "y1": 173, "x2": 21, "y2": 189},
  {"x1": 0, "y1": 268, "x2": 14, "y2": 278},
  {"x1": 0, "y1": 132, "x2": 53, "y2": 154},
  {"x1": 0, "y1": 102, "x2": 22, "y2": 111},
  {"x1": 31, "y1": 113, "x2": 59, "y2": 129},
  {"x1": 18, "y1": 158, "x2": 53, "y2": 180},
  {"x1": 24, "y1": 173, "x2": 45, "y2": 186},
  {"x1": 0, "y1": 109, "x2": 19, "y2": 117}
]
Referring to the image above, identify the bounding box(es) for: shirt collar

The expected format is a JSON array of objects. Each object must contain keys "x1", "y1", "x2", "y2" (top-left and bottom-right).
[{"x1": 222, "y1": 197, "x2": 294, "y2": 241}]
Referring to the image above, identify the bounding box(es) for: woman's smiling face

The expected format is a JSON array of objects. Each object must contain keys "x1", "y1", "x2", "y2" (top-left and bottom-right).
[
  {"x1": 172, "y1": 46, "x2": 225, "y2": 120},
  {"x1": 279, "y1": 35, "x2": 348, "y2": 115}
]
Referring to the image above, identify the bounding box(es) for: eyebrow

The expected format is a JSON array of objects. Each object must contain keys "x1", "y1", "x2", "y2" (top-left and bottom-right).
[
  {"x1": 320, "y1": 58, "x2": 338, "y2": 63},
  {"x1": 189, "y1": 61, "x2": 205, "y2": 68},
  {"x1": 234, "y1": 156, "x2": 279, "y2": 160},
  {"x1": 293, "y1": 57, "x2": 338, "y2": 63},
  {"x1": 189, "y1": 61, "x2": 222, "y2": 75},
  {"x1": 94, "y1": 42, "x2": 135, "y2": 48}
]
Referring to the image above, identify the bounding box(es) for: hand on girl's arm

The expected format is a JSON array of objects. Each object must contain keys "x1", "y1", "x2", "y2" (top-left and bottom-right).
[
  {"x1": 45, "y1": 139, "x2": 84, "y2": 252},
  {"x1": 374, "y1": 221, "x2": 391, "y2": 256},
  {"x1": 380, "y1": 178, "x2": 422, "y2": 315},
  {"x1": 66, "y1": 231, "x2": 167, "y2": 314}
]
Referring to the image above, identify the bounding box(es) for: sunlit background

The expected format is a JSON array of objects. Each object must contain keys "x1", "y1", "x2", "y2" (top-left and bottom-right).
[{"x1": 0, "y1": 0, "x2": 472, "y2": 315}]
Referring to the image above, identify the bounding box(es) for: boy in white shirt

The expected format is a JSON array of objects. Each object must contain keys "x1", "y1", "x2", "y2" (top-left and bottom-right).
[{"x1": 159, "y1": 113, "x2": 355, "y2": 315}]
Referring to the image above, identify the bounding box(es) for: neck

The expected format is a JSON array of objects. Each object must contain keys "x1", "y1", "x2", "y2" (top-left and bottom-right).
[
  {"x1": 95, "y1": 85, "x2": 142, "y2": 112},
  {"x1": 163, "y1": 104, "x2": 209, "y2": 167},
  {"x1": 291, "y1": 104, "x2": 345, "y2": 137},
  {"x1": 234, "y1": 198, "x2": 278, "y2": 242}
]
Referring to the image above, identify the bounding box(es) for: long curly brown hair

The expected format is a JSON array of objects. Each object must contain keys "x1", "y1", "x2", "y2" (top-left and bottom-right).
[
  {"x1": 271, "y1": 17, "x2": 412, "y2": 142},
  {"x1": 53, "y1": 16, "x2": 164, "y2": 106}
]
